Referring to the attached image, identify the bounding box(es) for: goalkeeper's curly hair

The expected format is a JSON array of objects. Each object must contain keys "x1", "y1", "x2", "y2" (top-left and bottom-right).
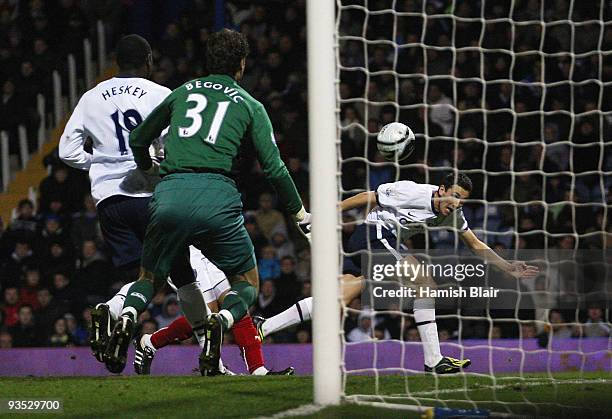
[{"x1": 206, "y1": 29, "x2": 250, "y2": 77}]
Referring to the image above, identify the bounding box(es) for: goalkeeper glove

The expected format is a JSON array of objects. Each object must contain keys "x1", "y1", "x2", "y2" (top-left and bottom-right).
[
  {"x1": 120, "y1": 160, "x2": 160, "y2": 193},
  {"x1": 293, "y1": 207, "x2": 312, "y2": 243}
]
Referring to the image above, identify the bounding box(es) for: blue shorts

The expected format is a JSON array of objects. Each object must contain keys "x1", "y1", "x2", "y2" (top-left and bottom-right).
[
  {"x1": 343, "y1": 223, "x2": 406, "y2": 275},
  {"x1": 97, "y1": 195, "x2": 150, "y2": 269}
]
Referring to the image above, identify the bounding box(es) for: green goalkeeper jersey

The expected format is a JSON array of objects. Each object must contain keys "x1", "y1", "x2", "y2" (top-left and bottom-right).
[{"x1": 129, "y1": 74, "x2": 303, "y2": 214}]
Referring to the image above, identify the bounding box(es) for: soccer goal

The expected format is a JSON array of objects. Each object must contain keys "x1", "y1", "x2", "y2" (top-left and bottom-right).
[{"x1": 309, "y1": 0, "x2": 611, "y2": 416}]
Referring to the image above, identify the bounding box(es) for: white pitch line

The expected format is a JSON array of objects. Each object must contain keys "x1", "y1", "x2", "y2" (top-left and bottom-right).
[
  {"x1": 252, "y1": 403, "x2": 326, "y2": 419},
  {"x1": 351, "y1": 378, "x2": 612, "y2": 399},
  {"x1": 262, "y1": 379, "x2": 612, "y2": 418}
]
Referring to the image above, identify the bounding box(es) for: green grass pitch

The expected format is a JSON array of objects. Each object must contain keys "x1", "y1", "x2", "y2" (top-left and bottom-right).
[{"x1": 1, "y1": 373, "x2": 610, "y2": 418}]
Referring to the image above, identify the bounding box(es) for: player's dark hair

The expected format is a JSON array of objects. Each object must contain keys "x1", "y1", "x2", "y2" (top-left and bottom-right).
[
  {"x1": 206, "y1": 29, "x2": 250, "y2": 77},
  {"x1": 442, "y1": 173, "x2": 473, "y2": 193},
  {"x1": 116, "y1": 34, "x2": 152, "y2": 71}
]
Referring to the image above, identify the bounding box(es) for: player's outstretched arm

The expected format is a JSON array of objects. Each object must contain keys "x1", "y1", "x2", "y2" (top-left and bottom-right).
[
  {"x1": 340, "y1": 191, "x2": 377, "y2": 212},
  {"x1": 129, "y1": 96, "x2": 172, "y2": 171},
  {"x1": 250, "y1": 105, "x2": 303, "y2": 216},
  {"x1": 460, "y1": 229, "x2": 539, "y2": 280},
  {"x1": 59, "y1": 97, "x2": 92, "y2": 170}
]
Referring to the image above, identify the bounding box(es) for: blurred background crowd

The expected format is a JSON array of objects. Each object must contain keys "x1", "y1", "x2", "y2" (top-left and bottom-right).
[{"x1": 0, "y1": 0, "x2": 609, "y2": 349}]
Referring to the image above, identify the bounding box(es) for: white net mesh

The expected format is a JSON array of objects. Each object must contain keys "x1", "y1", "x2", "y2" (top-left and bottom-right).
[{"x1": 336, "y1": 0, "x2": 611, "y2": 415}]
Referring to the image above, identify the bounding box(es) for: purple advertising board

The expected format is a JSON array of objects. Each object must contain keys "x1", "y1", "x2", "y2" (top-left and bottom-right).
[{"x1": 0, "y1": 339, "x2": 609, "y2": 377}]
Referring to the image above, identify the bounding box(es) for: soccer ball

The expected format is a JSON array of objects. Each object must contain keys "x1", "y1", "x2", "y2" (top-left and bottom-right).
[{"x1": 376, "y1": 122, "x2": 415, "y2": 162}]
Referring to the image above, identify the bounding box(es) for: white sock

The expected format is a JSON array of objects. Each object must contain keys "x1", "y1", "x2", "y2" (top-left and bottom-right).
[
  {"x1": 106, "y1": 282, "x2": 134, "y2": 320},
  {"x1": 413, "y1": 299, "x2": 443, "y2": 367},
  {"x1": 141, "y1": 334, "x2": 156, "y2": 353},
  {"x1": 121, "y1": 306, "x2": 137, "y2": 322},
  {"x1": 251, "y1": 366, "x2": 268, "y2": 376},
  {"x1": 262, "y1": 297, "x2": 313, "y2": 337},
  {"x1": 177, "y1": 282, "x2": 209, "y2": 349},
  {"x1": 218, "y1": 358, "x2": 226, "y2": 374},
  {"x1": 218, "y1": 309, "x2": 235, "y2": 329}
]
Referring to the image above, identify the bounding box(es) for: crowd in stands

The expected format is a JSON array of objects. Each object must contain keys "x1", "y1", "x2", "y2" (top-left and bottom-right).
[
  {"x1": 0, "y1": 0, "x2": 122, "y2": 169},
  {"x1": 1, "y1": 0, "x2": 610, "y2": 349}
]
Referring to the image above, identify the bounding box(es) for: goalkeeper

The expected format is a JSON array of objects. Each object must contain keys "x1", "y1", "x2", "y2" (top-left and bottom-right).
[{"x1": 105, "y1": 29, "x2": 309, "y2": 375}]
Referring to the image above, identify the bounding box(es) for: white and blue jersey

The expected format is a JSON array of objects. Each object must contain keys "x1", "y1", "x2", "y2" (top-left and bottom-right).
[
  {"x1": 344, "y1": 180, "x2": 469, "y2": 274},
  {"x1": 59, "y1": 76, "x2": 171, "y2": 205}
]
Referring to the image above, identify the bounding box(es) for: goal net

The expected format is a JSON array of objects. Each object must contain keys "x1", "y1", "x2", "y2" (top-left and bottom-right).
[{"x1": 334, "y1": 0, "x2": 611, "y2": 416}]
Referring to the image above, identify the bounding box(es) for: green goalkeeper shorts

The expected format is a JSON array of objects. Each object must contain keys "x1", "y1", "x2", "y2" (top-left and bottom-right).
[{"x1": 141, "y1": 172, "x2": 256, "y2": 280}]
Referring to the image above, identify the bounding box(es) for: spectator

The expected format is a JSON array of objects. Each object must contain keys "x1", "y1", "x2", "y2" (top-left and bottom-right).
[
  {"x1": 490, "y1": 325, "x2": 503, "y2": 339},
  {"x1": 40, "y1": 241, "x2": 74, "y2": 280},
  {"x1": 404, "y1": 327, "x2": 420, "y2": 342},
  {"x1": 64, "y1": 313, "x2": 87, "y2": 346},
  {"x1": 51, "y1": 272, "x2": 78, "y2": 311},
  {"x1": 74, "y1": 240, "x2": 112, "y2": 301},
  {"x1": 427, "y1": 84, "x2": 454, "y2": 136},
  {"x1": 0, "y1": 331, "x2": 12, "y2": 348},
  {"x1": 521, "y1": 323, "x2": 537, "y2": 338},
  {"x1": 47, "y1": 317, "x2": 74, "y2": 347},
  {"x1": 81, "y1": 307, "x2": 92, "y2": 340},
  {"x1": 19, "y1": 267, "x2": 41, "y2": 309},
  {"x1": 347, "y1": 310, "x2": 375, "y2": 342},
  {"x1": 254, "y1": 192, "x2": 287, "y2": 240},
  {"x1": 7, "y1": 199, "x2": 37, "y2": 239},
  {"x1": 38, "y1": 165, "x2": 85, "y2": 214},
  {"x1": 374, "y1": 325, "x2": 391, "y2": 340},
  {"x1": 548, "y1": 310, "x2": 574, "y2": 339},
  {"x1": 270, "y1": 229, "x2": 295, "y2": 260},
  {"x1": 258, "y1": 245, "x2": 280, "y2": 281},
  {"x1": 244, "y1": 214, "x2": 268, "y2": 257},
  {"x1": 8, "y1": 305, "x2": 39, "y2": 347},
  {"x1": 583, "y1": 307, "x2": 610, "y2": 338},
  {"x1": 154, "y1": 295, "x2": 181, "y2": 329},
  {"x1": 1, "y1": 240, "x2": 36, "y2": 288},
  {"x1": 70, "y1": 194, "x2": 101, "y2": 251},
  {"x1": 343, "y1": 297, "x2": 361, "y2": 336},
  {"x1": 296, "y1": 328, "x2": 311, "y2": 344},
  {"x1": 0, "y1": 79, "x2": 23, "y2": 152},
  {"x1": 140, "y1": 319, "x2": 159, "y2": 336},
  {"x1": 1, "y1": 287, "x2": 20, "y2": 327},
  {"x1": 38, "y1": 215, "x2": 70, "y2": 252},
  {"x1": 378, "y1": 304, "x2": 405, "y2": 340},
  {"x1": 35, "y1": 288, "x2": 67, "y2": 342},
  {"x1": 255, "y1": 280, "x2": 283, "y2": 318},
  {"x1": 148, "y1": 291, "x2": 166, "y2": 319},
  {"x1": 138, "y1": 310, "x2": 152, "y2": 324},
  {"x1": 274, "y1": 256, "x2": 300, "y2": 308},
  {"x1": 438, "y1": 329, "x2": 451, "y2": 342},
  {"x1": 295, "y1": 248, "x2": 311, "y2": 282},
  {"x1": 368, "y1": 152, "x2": 394, "y2": 190},
  {"x1": 299, "y1": 280, "x2": 312, "y2": 300}
]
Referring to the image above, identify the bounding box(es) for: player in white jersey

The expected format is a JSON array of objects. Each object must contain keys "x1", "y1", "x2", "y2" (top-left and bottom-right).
[
  {"x1": 256, "y1": 173, "x2": 538, "y2": 374},
  {"x1": 59, "y1": 35, "x2": 173, "y2": 372}
]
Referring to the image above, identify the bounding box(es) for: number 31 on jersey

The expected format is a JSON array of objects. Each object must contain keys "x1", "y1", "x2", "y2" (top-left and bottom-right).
[{"x1": 179, "y1": 93, "x2": 229, "y2": 144}]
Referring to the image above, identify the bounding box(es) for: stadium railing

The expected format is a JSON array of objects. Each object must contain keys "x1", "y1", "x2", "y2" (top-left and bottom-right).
[{"x1": 0, "y1": 21, "x2": 107, "y2": 194}]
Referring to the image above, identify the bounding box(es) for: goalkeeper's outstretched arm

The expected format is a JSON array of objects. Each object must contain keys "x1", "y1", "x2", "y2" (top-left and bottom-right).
[
  {"x1": 460, "y1": 229, "x2": 539, "y2": 280},
  {"x1": 250, "y1": 104, "x2": 303, "y2": 217}
]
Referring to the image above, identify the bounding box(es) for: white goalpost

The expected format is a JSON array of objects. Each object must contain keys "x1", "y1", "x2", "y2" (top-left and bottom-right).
[
  {"x1": 307, "y1": 0, "x2": 611, "y2": 415},
  {"x1": 307, "y1": 0, "x2": 343, "y2": 406}
]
